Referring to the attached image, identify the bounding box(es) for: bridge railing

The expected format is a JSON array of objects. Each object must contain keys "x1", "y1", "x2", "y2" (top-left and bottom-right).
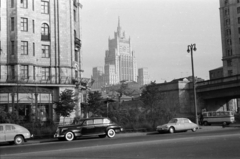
[{"x1": 197, "y1": 74, "x2": 240, "y2": 87}]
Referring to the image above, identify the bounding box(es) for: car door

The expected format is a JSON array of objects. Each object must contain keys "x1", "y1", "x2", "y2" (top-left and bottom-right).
[
  {"x1": 81, "y1": 119, "x2": 95, "y2": 135},
  {"x1": 94, "y1": 119, "x2": 105, "y2": 134},
  {"x1": 5, "y1": 125, "x2": 16, "y2": 141},
  {"x1": 174, "y1": 119, "x2": 185, "y2": 131},
  {"x1": 0, "y1": 125, "x2": 5, "y2": 142}
]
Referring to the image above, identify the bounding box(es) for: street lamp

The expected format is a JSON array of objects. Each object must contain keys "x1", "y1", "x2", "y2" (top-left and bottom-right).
[{"x1": 187, "y1": 44, "x2": 198, "y2": 125}]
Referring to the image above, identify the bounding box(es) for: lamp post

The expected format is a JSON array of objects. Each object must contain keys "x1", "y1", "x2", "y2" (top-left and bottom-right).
[{"x1": 187, "y1": 44, "x2": 198, "y2": 125}]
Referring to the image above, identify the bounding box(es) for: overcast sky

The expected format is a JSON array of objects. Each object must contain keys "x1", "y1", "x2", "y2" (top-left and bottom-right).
[{"x1": 80, "y1": 0, "x2": 222, "y2": 83}]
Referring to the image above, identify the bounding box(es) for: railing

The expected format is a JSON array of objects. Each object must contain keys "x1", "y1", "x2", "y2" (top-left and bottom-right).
[
  {"x1": 197, "y1": 74, "x2": 240, "y2": 87},
  {"x1": 0, "y1": 75, "x2": 79, "y2": 85}
]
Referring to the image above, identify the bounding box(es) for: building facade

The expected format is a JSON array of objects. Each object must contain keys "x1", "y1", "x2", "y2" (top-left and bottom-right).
[
  {"x1": 0, "y1": 0, "x2": 83, "y2": 122},
  {"x1": 92, "y1": 18, "x2": 150, "y2": 90},
  {"x1": 219, "y1": 0, "x2": 240, "y2": 77},
  {"x1": 137, "y1": 68, "x2": 151, "y2": 86}
]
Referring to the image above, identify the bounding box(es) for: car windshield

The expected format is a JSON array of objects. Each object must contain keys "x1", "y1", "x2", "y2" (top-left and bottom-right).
[{"x1": 168, "y1": 119, "x2": 177, "y2": 123}]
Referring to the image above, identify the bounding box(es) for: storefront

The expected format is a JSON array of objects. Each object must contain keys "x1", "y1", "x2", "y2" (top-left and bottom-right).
[{"x1": 0, "y1": 86, "x2": 54, "y2": 122}]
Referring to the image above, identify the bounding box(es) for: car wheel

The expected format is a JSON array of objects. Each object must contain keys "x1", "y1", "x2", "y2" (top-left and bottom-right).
[
  {"x1": 169, "y1": 127, "x2": 175, "y2": 134},
  {"x1": 99, "y1": 134, "x2": 107, "y2": 138},
  {"x1": 203, "y1": 121, "x2": 208, "y2": 126},
  {"x1": 222, "y1": 122, "x2": 227, "y2": 126},
  {"x1": 192, "y1": 127, "x2": 197, "y2": 132},
  {"x1": 14, "y1": 136, "x2": 24, "y2": 145},
  {"x1": 65, "y1": 132, "x2": 75, "y2": 141},
  {"x1": 107, "y1": 129, "x2": 116, "y2": 138}
]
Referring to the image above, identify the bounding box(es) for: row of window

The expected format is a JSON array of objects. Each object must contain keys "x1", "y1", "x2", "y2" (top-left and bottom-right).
[
  {"x1": 10, "y1": 0, "x2": 49, "y2": 14},
  {"x1": 17, "y1": 65, "x2": 50, "y2": 80}
]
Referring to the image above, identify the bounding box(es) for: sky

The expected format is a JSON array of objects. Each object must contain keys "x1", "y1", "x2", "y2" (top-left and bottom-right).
[{"x1": 80, "y1": 0, "x2": 222, "y2": 83}]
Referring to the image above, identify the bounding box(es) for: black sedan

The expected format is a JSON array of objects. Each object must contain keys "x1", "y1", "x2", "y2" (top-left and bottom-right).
[{"x1": 54, "y1": 117, "x2": 123, "y2": 141}]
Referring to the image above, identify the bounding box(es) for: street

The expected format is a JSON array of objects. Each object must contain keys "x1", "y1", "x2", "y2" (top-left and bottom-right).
[{"x1": 0, "y1": 127, "x2": 240, "y2": 159}]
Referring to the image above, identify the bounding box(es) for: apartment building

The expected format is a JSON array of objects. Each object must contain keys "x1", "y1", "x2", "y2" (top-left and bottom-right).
[{"x1": 0, "y1": 0, "x2": 82, "y2": 122}]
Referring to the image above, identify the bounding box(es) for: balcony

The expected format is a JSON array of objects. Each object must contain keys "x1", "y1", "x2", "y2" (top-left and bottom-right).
[
  {"x1": 41, "y1": 34, "x2": 50, "y2": 41},
  {"x1": 75, "y1": 38, "x2": 81, "y2": 49}
]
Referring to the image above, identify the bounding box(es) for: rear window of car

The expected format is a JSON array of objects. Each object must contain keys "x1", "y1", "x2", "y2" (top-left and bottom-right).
[
  {"x1": 85, "y1": 120, "x2": 94, "y2": 125},
  {"x1": 94, "y1": 119, "x2": 103, "y2": 124},
  {"x1": 103, "y1": 118, "x2": 111, "y2": 124}
]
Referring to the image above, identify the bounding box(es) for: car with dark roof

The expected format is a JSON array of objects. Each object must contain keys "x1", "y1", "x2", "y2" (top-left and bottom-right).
[
  {"x1": 54, "y1": 117, "x2": 123, "y2": 141},
  {"x1": 0, "y1": 123, "x2": 32, "y2": 145}
]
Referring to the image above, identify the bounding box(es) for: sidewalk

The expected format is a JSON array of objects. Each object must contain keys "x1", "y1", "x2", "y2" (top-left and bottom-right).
[{"x1": 27, "y1": 124, "x2": 240, "y2": 144}]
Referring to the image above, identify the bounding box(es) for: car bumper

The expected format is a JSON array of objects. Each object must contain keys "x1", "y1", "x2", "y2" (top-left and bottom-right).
[{"x1": 54, "y1": 134, "x2": 64, "y2": 138}]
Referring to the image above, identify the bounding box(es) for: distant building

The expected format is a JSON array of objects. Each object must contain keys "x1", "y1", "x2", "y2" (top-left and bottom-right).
[
  {"x1": 209, "y1": 67, "x2": 223, "y2": 80},
  {"x1": 92, "y1": 17, "x2": 150, "y2": 90},
  {"x1": 219, "y1": 0, "x2": 240, "y2": 77},
  {"x1": 137, "y1": 68, "x2": 151, "y2": 86},
  {"x1": 0, "y1": 0, "x2": 83, "y2": 122}
]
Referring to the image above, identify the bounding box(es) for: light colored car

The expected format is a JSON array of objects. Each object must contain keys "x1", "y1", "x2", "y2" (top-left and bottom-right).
[
  {"x1": 0, "y1": 123, "x2": 32, "y2": 145},
  {"x1": 156, "y1": 118, "x2": 199, "y2": 133}
]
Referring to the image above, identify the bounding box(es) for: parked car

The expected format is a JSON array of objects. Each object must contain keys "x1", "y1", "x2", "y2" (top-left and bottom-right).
[
  {"x1": 0, "y1": 123, "x2": 32, "y2": 145},
  {"x1": 156, "y1": 118, "x2": 199, "y2": 133},
  {"x1": 54, "y1": 117, "x2": 123, "y2": 141}
]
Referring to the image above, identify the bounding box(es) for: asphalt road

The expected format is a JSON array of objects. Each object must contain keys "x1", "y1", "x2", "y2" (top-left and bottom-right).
[{"x1": 1, "y1": 128, "x2": 240, "y2": 159}]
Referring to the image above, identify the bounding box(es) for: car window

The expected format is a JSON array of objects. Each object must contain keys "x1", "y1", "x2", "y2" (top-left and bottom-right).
[
  {"x1": 168, "y1": 119, "x2": 177, "y2": 123},
  {"x1": 0, "y1": 126, "x2": 3, "y2": 131},
  {"x1": 94, "y1": 119, "x2": 103, "y2": 124},
  {"x1": 86, "y1": 120, "x2": 94, "y2": 125},
  {"x1": 184, "y1": 119, "x2": 190, "y2": 123},
  {"x1": 103, "y1": 118, "x2": 111, "y2": 124},
  {"x1": 12, "y1": 126, "x2": 16, "y2": 130},
  {"x1": 5, "y1": 125, "x2": 11, "y2": 131}
]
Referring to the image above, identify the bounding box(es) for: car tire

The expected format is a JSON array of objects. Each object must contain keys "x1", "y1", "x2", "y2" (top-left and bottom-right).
[
  {"x1": 99, "y1": 134, "x2": 107, "y2": 138},
  {"x1": 169, "y1": 127, "x2": 175, "y2": 134},
  {"x1": 65, "y1": 132, "x2": 75, "y2": 141},
  {"x1": 203, "y1": 121, "x2": 208, "y2": 126},
  {"x1": 14, "y1": 136, "x2": 24, "y2": 145},
  {"x1": 222, "y1": 122, "x2": 227, "y2": 126},
  {"x1": 192, "y1": 127, "x2": 197, "y2": 132},
  {"x1": 107, "y1": 129, "x2": 116, "y2": 138}
]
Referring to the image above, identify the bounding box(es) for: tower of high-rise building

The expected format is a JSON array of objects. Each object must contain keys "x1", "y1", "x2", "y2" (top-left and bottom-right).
[
  {"x1": 92, "y1": 17, "x2": 149, "y2": 90},
  {"x1": 219, "y1": 0, "x2": 240, "y2": 77}
]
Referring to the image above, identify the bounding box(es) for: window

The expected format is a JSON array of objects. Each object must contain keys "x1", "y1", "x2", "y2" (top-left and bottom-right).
[
  {"x1": 225, "y1": 19, "x2": 230, "y2": 25},
  {"x1": 228, "y1": 70, "x2": 233, "y2": 76},
  {"x1": 227, "y1": 49, "x2": 232, "y2": 56},
  {"x1": 239, "y1": 27, "x2": 240, "y2": 34},
  {"x1": 11, "y1": 0, "x2": 14, "y2": 8},
  {"x1": 226, "y1": 39, "x2": 232, "y2": 45},
  {"x1": 21, "y1": 18, "x2": 28, "y2": 31},
  {"x1": 33, "y1": 66, "x2": 36, "y2": 80},
  {"x1": 41, "y1": 67, "x2": 50, "y2": 80},
  {"x1": 20, "y1": 0, "x2": 28, "y2": 8},
  {"x1": 75, "y1": 50, "x2": 78, "y2": 61},
  {"x1": 32, "y1": 20, "x2": 35, "y2": 33},
  {"x1": 11, "y1": 65, "x2": 15, "y2": 79},
  {"x1": 5, "y1": 125, "x2": 11, "y2": 131},
  {"x1": 11, "y1": 17, "x2": 14, "y2": 31},
  {"x1": 226, "y1": 29, "x2": 231, "y2": 36},
  {"x1": 75, "y1": 70, "x2": 78, "y2": 79},
  {"x1": 41, "y1": 1, "x2": 49, "y2": 14},
  {"x1": 42, "y1": 45, "x2": 50, "y2": 58},
  {"x1": 11, "y1": 41, "x2": 14, "y2": 55},
  {"x1": 33, "y1": 42, "x2": 35, "y2": 56},
  {"x1": 41, "y1": 23, "x2": 50, "y2": 40},
  {"x1": 21, "y1": 41, "x2": 28, "y2": 55},
  {"x1": 238, "y1": 17, "x2": 240, "y2": 24},
  {"x1": 32, "y1": 0, "x2": 34, "y2": 10},
  {"x1": 227, "y1": 60, "x2": 232, "y2": 67},
  {"x1": 74, "y1": 10, "x2": 76, "y2": 21},
  {"x1": 20, "y1": 65, "x2": 28, "y2": 79},
  {"x1": 238, "y1": 7, "x2": 240, "y2": 14},
  {"x1": 94, "y1": 119, "x2": 103, "y2": 124}
]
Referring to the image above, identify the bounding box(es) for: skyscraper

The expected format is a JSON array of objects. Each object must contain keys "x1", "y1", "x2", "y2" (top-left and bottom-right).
[
  {"x1": 219, "y1": 0, "x2": 240, "y2": 77},
  {"x1": 92, "y1": 17, "x2": 138, "y2": 90}
]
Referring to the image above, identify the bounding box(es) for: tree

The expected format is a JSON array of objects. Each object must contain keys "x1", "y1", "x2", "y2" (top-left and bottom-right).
[
  {"x1": 85, "y1": 91, "x2": 105, "y2": 117},
  {"x1": 54, "y1": 89, "x2": 76, "y2": 118}
]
